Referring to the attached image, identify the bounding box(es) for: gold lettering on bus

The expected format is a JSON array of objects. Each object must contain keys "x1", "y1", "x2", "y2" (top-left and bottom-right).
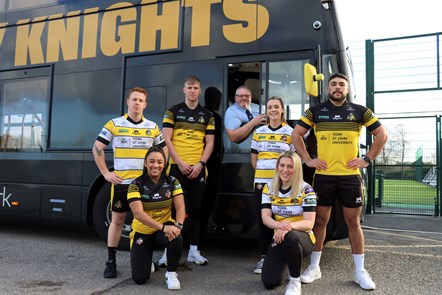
[
  {"x1": 100, "y1": 2, "x2": 137, "y2": 56},
  {"x1": 46, "y1": 12, "x2": 81, "y2": 62},
  {"x1": 0, "y1": 23, "x2": 7, "y2": 49},
  {"x1": 185, "y1": 0, "x2": 221, "y2": 47},
  {"x1": 223, "y1": 0, "x2": 269, "y2": 43},
  {"x1": 15, "y1": 19, "x2": 46, "y2": 66},
  {"x1": 82, "y1": 8, "x2": 100, "y2": 59},
  {"x1": 139, "y1": 0, "x2": 180, "y2": 52}
]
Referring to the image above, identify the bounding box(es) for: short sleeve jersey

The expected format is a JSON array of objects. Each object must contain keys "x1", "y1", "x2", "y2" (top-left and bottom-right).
[
  {"x1": 163, "y1": 102, "x2": 215, "y2": 165},
  {"x1": 261, "y1": 182, "x2": 317, "y2": 223},
  {"x1": 297, "y1": 100, "x2": 381, "y2": 176},
  {"x1": 127, "y1": 174, "x2": 183, "y2": 235},
  {"x1": 96, "y1": 114, "x2": 165, "y2": 183},
  {"x1": 251, "y1": 123, "x2": 295, "y2": 185}
]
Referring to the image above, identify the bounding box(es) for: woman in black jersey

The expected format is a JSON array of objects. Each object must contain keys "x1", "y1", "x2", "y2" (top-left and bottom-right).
[
  {"x1": 260, "y1": 152, "x2": 317, "y2": 295},
  {"x1": 127, "y1": 146, "x2": 185, "y2": 290}
]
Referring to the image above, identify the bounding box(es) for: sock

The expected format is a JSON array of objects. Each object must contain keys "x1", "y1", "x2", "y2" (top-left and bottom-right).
[
  {"x1": 107, "y1": 247, "x2": 117, "y2": 263},
  {"x1": 353, "y1": 254, "x2": 365, "y2": 271},
  {"x1": 289, "y1": 276, "x2": 301, "y2": 282},
  {"x1": 310, "y1": 251, "x2": 322, "y2": 267},
  {"x1": 189, "y1": 245, "x2": 198, "y2": 253}
]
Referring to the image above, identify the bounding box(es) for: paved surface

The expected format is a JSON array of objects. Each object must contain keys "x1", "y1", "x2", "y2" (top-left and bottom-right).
[{"x1": 0, "y1": 214, "x2": 441, "y2": 294}]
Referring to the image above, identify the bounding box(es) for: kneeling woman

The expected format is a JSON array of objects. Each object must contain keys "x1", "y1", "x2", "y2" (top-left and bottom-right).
[
  {"x1": 127, "y1": 146, "x2": 185, "y2": 290},
  {"x1": 261, "y1": 152, "x2": 317, "y2": 295}
]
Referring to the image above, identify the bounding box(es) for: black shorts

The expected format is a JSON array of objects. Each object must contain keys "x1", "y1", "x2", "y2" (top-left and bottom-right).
[
  {"x1": 312, "y1": 174, "x2": 363, "y2": 208},
  {"x1": 111, "y1": 184, "x2": 130, "y2": 213}
]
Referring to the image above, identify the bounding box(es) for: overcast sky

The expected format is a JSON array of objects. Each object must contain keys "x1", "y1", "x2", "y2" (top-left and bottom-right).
[{"x1": 336, "y1": 0, "x2": 442, "y2": 43}]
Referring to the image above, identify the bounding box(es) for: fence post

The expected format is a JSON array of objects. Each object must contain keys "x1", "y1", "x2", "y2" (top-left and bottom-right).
[
  {"x1": 365, "y1": 39, "x2": 375, "y2": 214},
  {"x1": 436, "y1": 115, "x2": 441, "y2": 216}
]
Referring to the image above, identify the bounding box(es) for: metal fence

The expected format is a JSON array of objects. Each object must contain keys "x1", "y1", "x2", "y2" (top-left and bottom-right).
[{"x1": 364, "y1": 33, "x2": 442, "y2": 216}]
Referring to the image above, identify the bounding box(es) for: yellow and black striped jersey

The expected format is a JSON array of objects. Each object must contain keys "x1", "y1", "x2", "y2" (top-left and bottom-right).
[
  {"x1": 127, "y1": 174, "x2": 183, "y2": 235},
  {"x1": 261, "y1": 182, "x2": 317, "y2": 223},
  {"x1": 163, "y1": 102, "x2": 215, "y2": 165},
  {"x1": 251, "y1": 123, "x2": 295, "y2": 185},
  {"x1": 297, "y1": 100, "x2": 381, "y2": 176},
  {"x1": 97, "y1": 114, "x2": 165, "y2": 183}
]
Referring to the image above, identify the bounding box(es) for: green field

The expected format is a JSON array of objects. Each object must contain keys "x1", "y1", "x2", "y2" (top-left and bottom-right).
[{"x1": 375, "y1": 179, "x2": 437, "y2": 206}]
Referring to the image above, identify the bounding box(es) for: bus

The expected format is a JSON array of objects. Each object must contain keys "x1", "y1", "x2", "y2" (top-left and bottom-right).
[{"x1": 0, "y1": 0, "x2": 356, "y2": 248}]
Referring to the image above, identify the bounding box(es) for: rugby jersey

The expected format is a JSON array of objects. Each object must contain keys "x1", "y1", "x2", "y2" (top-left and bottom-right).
[
  {"x1": 97, "y1": 114, "x2": 165, "y2": 184},
  {"x1": 297, "y1": 100, "x2": 381, "y2": 176},
  {"x1": 127, "y1": 174, "x2": 183, "y2": 235},
  {"x1": 251, "y1": 123, "x2": 295, "y2": 185},
  {"x1": 261, "y1": 182, "x2": 317, "y2": 223},
  {"x1": 163, "y1": 102, "x2": 215, "y2": 165}
]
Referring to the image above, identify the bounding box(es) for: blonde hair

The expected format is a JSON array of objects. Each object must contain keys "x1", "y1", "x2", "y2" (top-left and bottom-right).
[
  {"x1": 269, "y1": 151, "x2": 304, "y2": 200},
  {"x1": 265, "y1": 96, "x2": 286, "y2": 124}
]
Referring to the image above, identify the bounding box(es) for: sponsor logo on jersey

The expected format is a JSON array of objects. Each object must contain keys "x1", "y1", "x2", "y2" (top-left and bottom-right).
[
  {"x1": 318, "y1": 115, "x2": 329, "y2": 119},
  {"x1": 304, "y1": 197, "x2": 317, "y2": 205},
  {"x1": 100, "y1": 130, "x2": 108, "y2": 136},
  {"x1": 332, "y1": 115, "x2": 342, "y2": 120},
  {"x1": 346, "y1": 106, "x2": 355, "y2": 111},
  {"x1": 119, "y1": 129, "x2": 129, "y2": 133},
  {"x1": 178, "y1": 108, "x2": 185, "y2": 113},
  {"x1": 269, "y1": 135, "x2": 276, "y2": 140},
  {"x1": 188, "y1": 117, "x2": 195, "y2": 122},
  {"x1": 177, "y1": 115, "x2": 186, "y2": 120},
  {"x1": 133, "y1": 130, "x2": 140, "y2": 135},
  {"x1": 152, "y1": 193, "x2": 161, "y2": 199},
  {"x1": 259, "y1": 135, "x2": 266, "y2": 139},
  {"x1": 320, "y1": 135, "x2": 328, "y2": 141},
  {"x1": 304, "y1": 186, "x2": 314, "y2": 194},
  {"x1": 355, "y1": 197, "x2": 362, "y2": 203},
  {"x1": 320, "y1": 107, "x2": 329, "y2": 112}
]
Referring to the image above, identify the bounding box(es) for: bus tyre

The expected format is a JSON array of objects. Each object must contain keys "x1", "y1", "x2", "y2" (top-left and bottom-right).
[{"x1": 92, "y1": 183, "x2": 131, "y2": 251}]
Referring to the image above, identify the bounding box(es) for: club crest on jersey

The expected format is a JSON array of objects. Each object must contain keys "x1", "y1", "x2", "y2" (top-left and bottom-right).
[
  {"x1": 280, "y1": 135, "x2": 287, "y2": 141},
  {"x1": 198, "y1": 117, "x2": 205, "y2": 124},
  {"x1": 347, "y1": 113, "x2": 356, "y2": 121},
  {"x1": 145, "y1": 129, "x2": 152, "y2": 136},
  {"x1": 165, "y1": 189, "x2": 171, "y2": 199}
]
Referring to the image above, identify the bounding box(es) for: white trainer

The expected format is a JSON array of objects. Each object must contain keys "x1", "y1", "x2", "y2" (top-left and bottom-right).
[
  {"x1": 285, "y1": 278, "x2": 301, "y2": 295},
  {"x1": 300, "y1": 265, "x2": 321, "y2": 284},
  {"x1": 165, "y1": 271, "x2": 180, "y2": 290},
  {"x1": 187, "y1": 250, "x2": 208, "y2": 265},
  {"x1": 158, "y1": 250, "x2": 167, "y2": 267},
  {"x1": 150, "y1": 262, "x2": 155, "y2": 274},
  {"x1": 354, "y1": 269, "x2": 376, "y2": 290},
  {"x1": 254, "y1": 256, "x2": 265, "y2": 274}
]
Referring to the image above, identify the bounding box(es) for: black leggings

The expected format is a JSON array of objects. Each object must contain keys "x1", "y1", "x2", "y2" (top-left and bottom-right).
[
  {"x1": 169, "y1": 164, "x2": 206, "y2": 246},
  {"x1": 255, "y1": 184, "x2": 275, "y2": 256},
  {"x1": 131, "y1": 226, "x2": 183, "y2": 285},
  {"x1": 261, "y1": 230, "x2": 314, "y2": 290}
]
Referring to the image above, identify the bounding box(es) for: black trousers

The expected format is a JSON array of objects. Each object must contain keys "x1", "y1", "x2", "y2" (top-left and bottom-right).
[
  {"x1": 261, "y1": 230, "x2": 314, "y2": 290},
  {"x1": 131, "y1": 225, "x2": 183, "y2": 285},
  {"x1": 169, "y1": 164, "x2": 206, "y2": 246},
  {"x1": 255, "y1": 184, "x2": 275, "y2": 256}
]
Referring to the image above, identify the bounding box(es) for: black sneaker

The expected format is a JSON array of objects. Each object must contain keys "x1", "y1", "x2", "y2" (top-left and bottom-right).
[{"x1": 103, "y1": 261, "x2": 117, "y2": 278}]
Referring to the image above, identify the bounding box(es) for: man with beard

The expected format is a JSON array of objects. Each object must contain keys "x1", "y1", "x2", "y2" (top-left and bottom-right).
[{"x1": 291, "y1": 73, "x2": 387, "y2": 291}]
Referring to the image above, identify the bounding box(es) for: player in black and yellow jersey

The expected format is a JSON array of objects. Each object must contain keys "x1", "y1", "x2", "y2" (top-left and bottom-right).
[
  {"x1": 93, "y1": 87, "x2": 167, "y2": 279},
  {"x1": 292, "y1": 73, "x2": 387, "y2": 291},
  {"x1": 162, "y1": 76, "x2": 215, "y2": 266},
  {"x1": 127, "y1": 146, "x2": 185, "y2": 290}
]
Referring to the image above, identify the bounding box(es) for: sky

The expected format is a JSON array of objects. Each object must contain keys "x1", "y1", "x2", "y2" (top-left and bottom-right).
[{"x1": 336, "y1": 0, "x2": 442, "y2": 42}]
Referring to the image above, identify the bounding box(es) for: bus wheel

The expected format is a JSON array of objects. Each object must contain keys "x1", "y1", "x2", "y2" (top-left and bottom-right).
[{"x1": 92, "y1": 183, "x2": 131, "y2": 251}]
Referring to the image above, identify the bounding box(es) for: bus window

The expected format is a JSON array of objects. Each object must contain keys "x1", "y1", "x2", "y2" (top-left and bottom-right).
[
  {"x1": 0, "y1": 0, "x2": 5, "y2": 12},
  {"x1": 0, "y1": 77, "x2": 49, "y2": 151},
  {"x1": 6, "y1": 0, "x2": 60, "y2": 11},
  {"x1": 266, "y1": 60, "x2": 309, "y2": 121}
]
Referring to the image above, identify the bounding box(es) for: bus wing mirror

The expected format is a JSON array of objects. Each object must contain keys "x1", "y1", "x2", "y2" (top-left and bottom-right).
[{"x1": 304, "y1": 63, "x2": 324, "y2": 97}]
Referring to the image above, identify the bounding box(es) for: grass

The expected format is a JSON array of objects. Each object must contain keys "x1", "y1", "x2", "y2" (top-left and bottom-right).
[{"x1": 374, "y1": 179, "x2": 437, "y2": 206}]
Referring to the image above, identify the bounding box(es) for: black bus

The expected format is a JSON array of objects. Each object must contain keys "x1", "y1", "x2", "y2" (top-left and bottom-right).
[{"x1": 0, "y1": 0, "x2": 356, "y2": 247}]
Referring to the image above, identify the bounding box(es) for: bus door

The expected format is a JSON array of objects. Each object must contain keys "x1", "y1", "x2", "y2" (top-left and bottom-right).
[{"x1": 213, "y1": 54, "x2": 313, "y2": 236}]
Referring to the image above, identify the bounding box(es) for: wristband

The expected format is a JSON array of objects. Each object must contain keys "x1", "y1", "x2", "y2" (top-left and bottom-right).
[
  {"x1": 362, "y1": 155, "x2": 371, "y2": 164},
  {"x1": 198, "y1": 160, "x2": 206, "y2": 167},
  {"x1": 161, "y1": 224, "x2": 165, "y2": 231},
  {"x1": 175, "y1": 222, "x2": 183, "y2": 230}
]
